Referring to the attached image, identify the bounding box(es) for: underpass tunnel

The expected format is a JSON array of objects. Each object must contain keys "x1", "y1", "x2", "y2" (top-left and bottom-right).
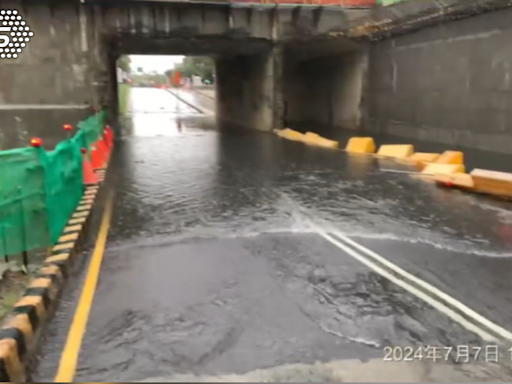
[
  {"x1": 105, "y1": 35, "x2": 275, "y2": 131},
  {"x1": 282, "y1": 39, "x2": 367, "y2": 138}
]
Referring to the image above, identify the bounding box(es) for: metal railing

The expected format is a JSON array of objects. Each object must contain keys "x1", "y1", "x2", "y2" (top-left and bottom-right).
[{"x1": 350, "y1": 0, "x2": 512, "y2": 39}]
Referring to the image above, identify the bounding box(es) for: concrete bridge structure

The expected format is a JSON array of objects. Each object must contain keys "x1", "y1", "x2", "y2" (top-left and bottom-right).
[
  {"x1": 0, "y1": 0, "x2": 370, "y2": 148},
  {"x1": 2, "y1": 0, "x2": 512, "y2": 153}
]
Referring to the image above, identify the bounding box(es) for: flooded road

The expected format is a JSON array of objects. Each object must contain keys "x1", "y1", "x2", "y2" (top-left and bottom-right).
[{"x1": 34, "y1": 88, "x2": 512, "y2": 382}]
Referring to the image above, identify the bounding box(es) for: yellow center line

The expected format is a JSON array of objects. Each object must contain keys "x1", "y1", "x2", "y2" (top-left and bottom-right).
[{"x1": 55, "y1": 192, "x2": 114, "y2": 382}]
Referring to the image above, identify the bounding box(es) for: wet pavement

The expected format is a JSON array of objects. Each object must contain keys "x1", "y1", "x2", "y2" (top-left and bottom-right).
[{"x1": 33, "y1": 88, "x2": 512, "y2": 382}]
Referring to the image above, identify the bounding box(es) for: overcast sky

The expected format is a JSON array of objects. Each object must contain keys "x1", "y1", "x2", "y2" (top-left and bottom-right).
[{"x1": 129, "y1": 55, "x2": 185, "y2": 73}]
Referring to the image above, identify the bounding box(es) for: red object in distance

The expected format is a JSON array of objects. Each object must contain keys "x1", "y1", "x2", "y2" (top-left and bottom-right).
[
  {"x1": 64, "y1": 124, "x2": 73, "y2": 131},
  {"x1": 172, "y1": 71, "x2": 181, "y2": 86}
]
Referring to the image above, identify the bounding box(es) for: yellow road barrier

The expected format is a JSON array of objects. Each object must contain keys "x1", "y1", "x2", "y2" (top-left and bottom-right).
[
  {"x1": 275, "y1": 129, "x2": 338, "y2": 149},
  {"x1": 396, "y1": 152, "x2": 439, "y2": 169},
  {"x1": 434, "y1": 169, "x2": 512, "y2": 200},
  {"x1": 303, "y1": 132, "x2": 339, "y2": 149},
  {"x1": 422, "y1": 163, "x2": 465, "y2": 176},
  {"x1": 409, "y1": 152, "x2": 440, "y2": 164},
  {"x1": 313, "y1": 136, "x2": 339, "y2": 149},
  {"x1": 434, "y1": 151, "x2": 464, "y2": 165},
  {"x1": 376, "y1": 144, "x2": 414, "y2": 158},
  {"x1": 302, "y1": 132, "x2": 318, "y2": 145},
  {"x1": 305, "y1": 132, "x2": 320, "y2": 139},
  {"x1": 410, "y1": 153, "x2": 440, "y2": 162},
  {"x1": 275, "y1": 128, "x2": 305, "y2": 142},
  {"x1": 345, "y1": 137, "x2": 376, "y2": 154},
  {"x1": 434, "y1": 173, "x2": 474, "y2": 189},
  {"x1": 470, "y1": 169, "x2": 512, "y2": 198}
]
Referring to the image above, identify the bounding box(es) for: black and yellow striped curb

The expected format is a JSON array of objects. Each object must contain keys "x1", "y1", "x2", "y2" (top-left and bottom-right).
[
  {"x1": 0, "y1": 166, "x2": 109, "y2": 382},
  {"x1": 96, "y1": 168, "x2": 106, "y2": 183}
]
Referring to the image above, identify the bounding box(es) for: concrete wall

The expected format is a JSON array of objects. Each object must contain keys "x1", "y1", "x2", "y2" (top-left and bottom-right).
[
  {"x1": 283, "y1": 48, "x2": 367, "y2": 138},
  {"x1": 0, "y1": 0, "x2": 361, "y2": 148},
  {"x1": 0, "y1": 1, "x2": 106, "y2": 149},
  {"x1": 366, "y1": 7, "x2": 512, "y2": 154}
]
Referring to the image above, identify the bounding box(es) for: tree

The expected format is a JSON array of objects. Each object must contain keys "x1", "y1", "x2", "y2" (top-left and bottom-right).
[
  {"x1": 174, "y1": 56, "x2": 215, "y2": 82},
  {"x1": 130, "y1": 72, "x2": 167, "y2": 86},
  {"x1": 117, "y1": 55, "x2": 132, "y2": 73},
  {"x1": 164, "y1": 69, "x2": 174, "y2": 81}
]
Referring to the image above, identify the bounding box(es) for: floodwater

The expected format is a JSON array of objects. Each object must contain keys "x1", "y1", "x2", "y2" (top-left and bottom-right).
[
  {"x1": 115, "y1": 88, "x2": 512, "y2": 255},
  {"x1": 33, "y1": 87, "x2": 512, "y2": 382}
]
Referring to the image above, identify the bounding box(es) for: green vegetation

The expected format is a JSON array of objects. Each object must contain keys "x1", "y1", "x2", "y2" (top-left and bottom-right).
[
  {"x1": 118, "y1": 83, "x2": 131, "y2": 116},
  {"x1": 117, "y1": 55, "x2": 132, "y2": 73},
  {"x1": 117, "y1": 55, "x2": 132, "y2": 115},
  {"x1": 130, "y1": 73, "x2": 168, "y2": 87},
  {"x1": 166, "y1": 56, "x2": 215, "y2": 84}
]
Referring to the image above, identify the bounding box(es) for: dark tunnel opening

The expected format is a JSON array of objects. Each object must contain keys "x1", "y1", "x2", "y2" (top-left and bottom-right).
[{"x1": 282, "y1": 39, "x2": 367, "y2": 141}]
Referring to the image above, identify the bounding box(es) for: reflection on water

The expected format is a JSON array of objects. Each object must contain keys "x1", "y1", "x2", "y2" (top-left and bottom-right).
[
  {"x1": 110, "y1": 88, "x2": 512, "y2": 256},
  {"x1": 124, "y1": 88, "x2": 202, "y2": 137}
]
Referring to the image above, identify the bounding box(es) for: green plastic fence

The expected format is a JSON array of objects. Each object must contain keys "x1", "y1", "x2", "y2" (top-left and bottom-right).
[
  {"x1": 0, "y1": 147, "x2": 50, "y2": 256},
  {"x1": 43, "y1": 139, "x2": 84, "y2": 244},
  {"x1": 78, "y1": 110, "x2": 107, "y2": 157},
  {"x1": 0, "y1": 110, "x2": 107, "y2": 258}
]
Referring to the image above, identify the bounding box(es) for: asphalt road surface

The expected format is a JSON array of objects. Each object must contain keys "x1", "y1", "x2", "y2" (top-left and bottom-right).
[{"x1": 33, "y1": 88, "x2": 512, "y2": 382}]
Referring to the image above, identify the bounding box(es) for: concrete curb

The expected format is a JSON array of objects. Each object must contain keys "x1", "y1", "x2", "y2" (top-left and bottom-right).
[
  {"x1": 0, "y1": 162, "x2": 110, "y2": 382},
  {"x1": 192, "y1": 89, "x2": 215, "y2": 100},
  {"x1": 166, "y1": 89, "x2": 215, "y2": 116}
]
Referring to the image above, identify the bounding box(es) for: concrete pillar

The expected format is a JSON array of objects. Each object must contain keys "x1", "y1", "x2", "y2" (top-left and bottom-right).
[
  {"x1": 215, "y1": 46, "x2": 283, "y2": 132},
  {"x1": 270, "y1": 46, "x2": 285, "y2": 130},
  {"x1": 106, "y1": 52, "x2": 120, "y2": 128}
]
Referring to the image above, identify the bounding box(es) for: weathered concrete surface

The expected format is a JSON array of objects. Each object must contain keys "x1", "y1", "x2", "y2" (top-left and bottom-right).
[
  {"x1": 0, "y1": 0, "x2": 366, "y2": 144},
  {"x1": 9, "y1": 0, "x2": 512, "y2": 151},
  {"x1": 0, "y1": 1, "x2": 104, "y2": 149},
  {"x1": 216, "y1": 52, "x2": 273, "y2": 130},
  {"x1": 365, "y1": 7, "x2": 512, "y2": 154},
  {"x1": 347, "y1": 0, "x2": 512, "y2": 40},
  {"x1": 0, "y1": 108, "x2": 91, "y2": 150}
]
